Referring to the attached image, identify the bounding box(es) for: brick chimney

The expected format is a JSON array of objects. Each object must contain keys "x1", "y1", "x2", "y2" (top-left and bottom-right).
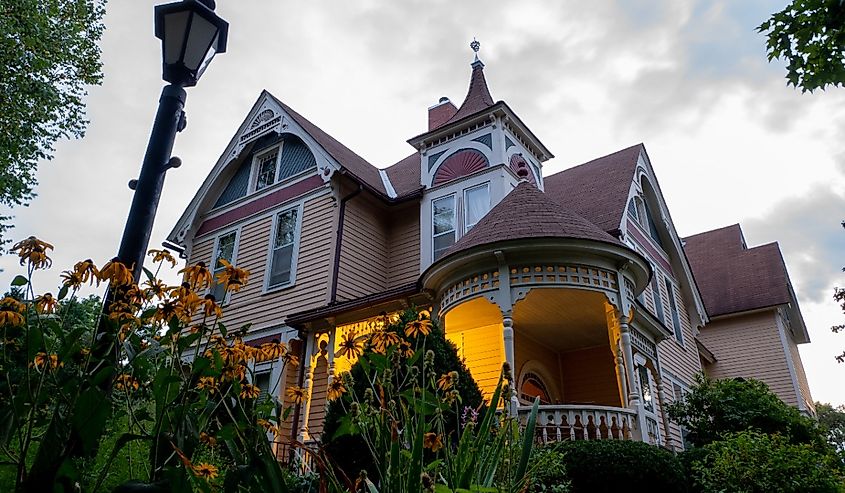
[{"x1": 428, "y1": 97, "x2": 458, "y2": 131}]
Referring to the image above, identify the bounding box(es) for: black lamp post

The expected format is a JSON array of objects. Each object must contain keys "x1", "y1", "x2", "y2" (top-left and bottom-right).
[{"x1": 114, "y1": 0, "x2": 228, "y2": 284}]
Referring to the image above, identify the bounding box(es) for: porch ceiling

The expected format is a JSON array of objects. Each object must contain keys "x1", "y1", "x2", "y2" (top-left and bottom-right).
[
  {"x1": 445, "y1": 296, "x2": 502, "y2": 332},
  {"x1": 513, "y1": 288, "x2": 609, "y2": 352}
]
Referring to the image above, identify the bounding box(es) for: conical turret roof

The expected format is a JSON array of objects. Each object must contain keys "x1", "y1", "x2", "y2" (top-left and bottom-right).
[{"x1": 444, "y1": 60, "x2": 495, "y2": 125}]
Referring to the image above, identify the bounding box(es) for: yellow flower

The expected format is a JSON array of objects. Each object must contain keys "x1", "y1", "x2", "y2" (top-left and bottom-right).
[
  {"x1": 115, "y1": 374, "x2": 140, "y2": 392},
  {"x1": 327, "y1": 378, "x2": 346, "y2": 401},
  {"x1": 257, "y1": 418, "x2": 280, "y2": 435},
  {"x1": 200, "y1": 295, "x2": 222, "y2": 319},
  {"x1": 286, "y1": 385, "x2": 307, "y2": 405},
  {"x1": 214, "y1": 259, "x2": 249, "y2": 293},
  {"x1": 282, "y1": 352, "x2": 299, "y2": 368},
  {"x1": 258, "y1": 341, "x2": 286, "y2": 362},
  {"x1": 398, "y1": 340, "x2": 414, "y2": 358},
  {"x1": 148, "y1": 248, "x2": 177, "y2": 268},
  {"x1": 240, "y1": 383, "x2": 261, "y2": 399},
  {"x1": 60, "y1": 270, "x2": 84, "y2": 289},
  {"x1": 191, "y1": 462, "x2": 218, "y2": 480},
  {"x1": 0, "y1": 297, "x2": 26, "y2": 327},
  {"x1": 99, "y1": 258, "x2": 134, "y2": 286},
  {"x1": 143, "y1": 278, "x2": 168, "y2": 299},
  {"x1": 196, "y1": 376, "x2": 218, "y2": 394},
  {"x1": 178, "y1": 262, "x2": 213, "y2": 290},
  {"x1": 423, "y1": 432, "x2": 443, "y2": 452},
  {"x1": 31, "y1": 352, "x2": 61, "y2": 370},
  {"x1": 72, "y1": 259, "x2": 100, "y2": 286},
  {"x1": 369, "y1": 329, "x2": 401, "y2": 354},
  {"x1": 404, "y1": 313, "x2": 433, "y2": 338},
  {"x1": 11, "y1": 236, "x2": 53, "y2": 269},
  {"x1": 335, "y1": 330, "x2": 365, "y2": 359},
  {"x1": 35, "y1": 293, "x2": 58, "y2": 313},
  {"x1": 199, "y1": 432, "x2": 217, "y2": 447},
  {"x1": 437, "y1": 371, "x2": 458, "y2": 391}
]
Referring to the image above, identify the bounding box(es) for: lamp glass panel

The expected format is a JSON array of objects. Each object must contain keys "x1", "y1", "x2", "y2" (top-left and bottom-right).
[
  {"x1": 163, "y1": 11, "x2": 190, "y2": 64},
  {"x1": 195, "y1": 34, "x2": 218, "y2": 81},
  {"x1": 183, "y1": 14, "x2": 218, "y2": 70}
]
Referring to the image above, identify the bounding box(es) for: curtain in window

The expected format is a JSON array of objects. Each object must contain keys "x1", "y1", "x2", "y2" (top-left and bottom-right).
[{"x1": 464, "y1": 185, "x2": 489, "y2": 231}]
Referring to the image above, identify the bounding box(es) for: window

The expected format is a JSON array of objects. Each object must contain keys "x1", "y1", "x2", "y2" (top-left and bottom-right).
[
  {"x1": 211, "y1": 230, "x2": 238, "y2": 302},
  {"x1": 665, "y1": 278, "x2": 683, "y2": 344},
  {"x1": 254, "y1": 370, "x2": 272, "y2": 397},
  {"x1": 637, "y1": 365, "x2": 654, "y2": 412},
  {"x1": 267, "y1": 208, "x2": 299, "y2": 289},
  {"x1": 650, "y1": 266, "x2": 665, "y2": 323},
  {"x1": 254, "y1": 149, "x2": 279, "y2": 191},
  {"x1": 432, "y1": 195, "x2": 456, "y2": 260},
  {"x1": 520, "y1": 372, "x2": 552, "y2": 404},
  {"x1": 627, "y1": 197, "x2": 639, "y2": 221},
  {"x1": 464, "y1": 183, "x2": 490, "y2": 231}
]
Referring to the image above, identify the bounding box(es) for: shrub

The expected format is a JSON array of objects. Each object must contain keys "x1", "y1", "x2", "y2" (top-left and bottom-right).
[
  {"x1": 550, "y1": 440, "x2": 687, "y2": 493},
  {"x1": 667, "y1": 374, "x2": 822, "y2": 447},
  {"x1": 526, "y1": 448, "x2": 570, "y2": 493},
  {"x1": 685, "y1": 431, "x2": 845, "y2": 493}
]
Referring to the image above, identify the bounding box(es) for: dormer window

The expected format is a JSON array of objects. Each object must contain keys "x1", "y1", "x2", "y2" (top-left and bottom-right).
[{"x1": 254, "y1": 148, "x2": 280, "y2": 191}]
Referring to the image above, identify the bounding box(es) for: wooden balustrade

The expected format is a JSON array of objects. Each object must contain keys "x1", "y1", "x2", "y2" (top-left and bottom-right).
[{"x1": 518, "y1": 404, "x2": 638, "y2": 444}]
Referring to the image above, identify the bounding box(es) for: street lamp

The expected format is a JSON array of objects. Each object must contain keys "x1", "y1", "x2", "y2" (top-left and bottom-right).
[{"x1": 155, "y1": 0, "x2": 229, "y2": 87}]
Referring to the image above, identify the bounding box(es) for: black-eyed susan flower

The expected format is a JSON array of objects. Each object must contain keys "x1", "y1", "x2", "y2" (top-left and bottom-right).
[
  {"x1": 143, "y1": 278, "x2": 168, "y2": 299},
  {"x1": 335, "y1": 330, "x2": 364, "y2": 359},
  {"x1": 327, "y1": 378, "x2": 346, "y2": 401},
  {"x1": 240, "y1": 383, "x2": 261, "y2": 400},
  {"x1": 423, "y1": 432, "x2": 443, "y2": 452},
  {"x1": 191, "y1": 462, "x2": 218, "y2": 480},
  {"x1": 199, "y1": 432, "x2": 217, "y2": 447},
  {"x1": 200, "y1": 295, "x2": 222, "y2": 319},
  {"x1": 34, "y1": 293, "x2": 57, "y2": 314},
  {"x1": 369, "y1": 329, "x2": 400, "y2": 354},
  {"x1": 11, "y1": 236, "x2": 53, "y2": 269},
  {"x1": 404, "y1": 313, "x2": 432, "y2": 338},
  {"x1": 437, "y1": 371, "x2": 458, "y2": 391},
  {"x1": 60, "y1": 269, "x2": 84, "y2": 289},
  {"x1": 286, "y1": 385, "x2": 307, "y2": 405},
  {"x1": 115, "y1": 374, "x2": 140, "y2": 391},
  {"x1": 196, "y1": 376, "x2": 218, "y2": 394},
  {"x1": 258, "y1": 341, "x2": 286, "y2": 361},
  {"x1": 398, "y1": 340, "x2": 414, "y2": 358},
  {"x1": 72, "y1": 259, "x2": 100, "y2": 286},
  {"x1": 178, "y1": 262, "x2": 213, "y2": 290},
  {"x1": 214, "y1": 259, "x2": 249, "y2": 293},
  {"x1": 257, "y1": 418, "x2": 280, "y2": 435},
  {"x1": 31, "y1": 352, "x2": 61, "y2": 370},
  {"x1": 99, "y1": 258, "x2": 134, "y2": 286},
  {"x1": 148, "y1": 248, "x2": 177, "y2": 268},
  {"x1": 0, "y1": 297, "x2": 26, "y2": 327}
]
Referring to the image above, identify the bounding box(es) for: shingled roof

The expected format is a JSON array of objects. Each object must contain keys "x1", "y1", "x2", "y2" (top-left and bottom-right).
[
  {"x1": 544, "y1": 144, "x2": 643, "y2": 234},
  {"x1": 683, "y1": 224, "x2": 792, "y2": 317},
  {"x1": 442, "y1": 60, "x2": 495, "y2": 126},
  {"x1": 384, "y1": 153, "x2": 423, "y2": 198},
  {"x1": 440, "y1": 181, "x2": 624, "y2": 261},
  {"x1": 266, "y1": 93, "x2": 387, "y2": 196}
]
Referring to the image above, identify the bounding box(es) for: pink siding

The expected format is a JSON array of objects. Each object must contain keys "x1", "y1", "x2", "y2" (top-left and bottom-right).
[
  {"x1": 386, "y1": 203, "x2": 420, "y2": 288},
  {"x1": 699, "y1": 310, "x2": 798, "y2": 407}
]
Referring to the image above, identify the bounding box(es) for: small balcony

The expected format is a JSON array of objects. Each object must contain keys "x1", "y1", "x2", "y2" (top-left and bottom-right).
[{"x1": 519, "y1": 404, "x2": 638, "y2": 443}]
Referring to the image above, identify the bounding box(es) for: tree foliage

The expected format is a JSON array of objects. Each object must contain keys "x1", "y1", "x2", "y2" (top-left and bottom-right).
[
  {"x1": 758, "y1": 0, "x2": 845, "y2": 92},
  {"x1": 666, "y1": 374, "x2": 822, "y2": 447},
  {"x1": 0, "y1": 0, "x2": 106, "y2": 246},
  {"x1": 817, "y1": 402, "x2": 845, "y2": 459}
]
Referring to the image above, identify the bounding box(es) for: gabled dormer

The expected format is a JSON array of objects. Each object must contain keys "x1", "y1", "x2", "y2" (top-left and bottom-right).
[{"x1": 411, "y1": 48, "x2": 554, "y2": 271}]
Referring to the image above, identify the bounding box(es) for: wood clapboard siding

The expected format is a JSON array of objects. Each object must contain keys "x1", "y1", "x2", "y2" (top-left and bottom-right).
[
  {"x1": 559, "y1": 345, "x2": 621, "y2": 407},
  {"x1": 335, "y1": 197, "x2": 388, "y2": 302},
  {"x1": 278, "y1": 339, "x2": 302, "y2": 442},
  {"x1": 699, "y1": 310, "x2": 797, "y2": 407},
  {"x1": 386, "y1": 204, "x2": 421, "y2": 288},
  {"x1": 785, "y1": 328, "x2": 814, "y2": 412},
  {"x1": 187, "y1": 192, "x2": 335, "y2": 329},
  {"x1": 445, "y1": 323, "x2": 504, "y2": 398},
  {"x1": 514, "y1": 333, "x2": 563, "y2": 402}
]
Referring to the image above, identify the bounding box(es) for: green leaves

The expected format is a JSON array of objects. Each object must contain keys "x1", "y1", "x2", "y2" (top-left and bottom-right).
[{"x1": 11, "y1": 275, "x2": 28, "y2": 286}]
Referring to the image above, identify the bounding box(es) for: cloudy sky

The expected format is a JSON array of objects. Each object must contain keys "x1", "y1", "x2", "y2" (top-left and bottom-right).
[{"x1": 2, "y1": 0, "x2": 844, "y2": 405}]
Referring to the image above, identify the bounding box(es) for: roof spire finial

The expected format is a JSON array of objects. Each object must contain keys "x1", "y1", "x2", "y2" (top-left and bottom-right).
[{"x1": 470, "y1": 37, "x2": 482, "y2": 65}]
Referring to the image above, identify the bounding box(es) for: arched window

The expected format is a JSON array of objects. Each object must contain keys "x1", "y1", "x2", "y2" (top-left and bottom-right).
[{"x1": 520, "y1": 372, "x2": 552, "y2": 404}]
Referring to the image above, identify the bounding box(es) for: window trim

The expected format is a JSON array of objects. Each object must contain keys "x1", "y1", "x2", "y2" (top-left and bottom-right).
[
  {"x1": 262, "y1": 203, "x2": 304, "y2": 293},
  {"x1": 431, "y1": 193, "x2": 457, "y2": 262},
  {"x1": 251, "y1": 143, "x2": 283, "y2": 193},
  {"x1": 463, "y1": 182, "x2": 490, "y2": 233},
  {"x1": 649, "y1": 264, "x2": 665, "y2": 323},
  {"x1": 665, "y1": 277, "x2": 684, "y2": 346},
  {"x1": 210, "y1": 226, "x2": 241, "y2": 304}
]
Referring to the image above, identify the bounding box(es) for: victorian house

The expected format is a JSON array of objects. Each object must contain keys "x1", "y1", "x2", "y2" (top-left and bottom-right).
[{"x1": 167, "y1": 49, "x2": 814, "y2": 452}]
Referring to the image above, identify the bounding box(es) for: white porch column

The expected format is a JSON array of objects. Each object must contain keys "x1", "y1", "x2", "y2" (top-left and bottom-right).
[
  {"x1": 298, "y1": 332, "x2": 316, "y2": 443},
  {"x1": 615, "y1": 341, "x2": 629, "y2": 408},
  {"x1": 326, "y1": 322, "x2": 337, "y2": 386},
  {"x1": 654, "y1": 373, "x2": 674, "y2": 450},
  {"x1": 619, "y1": 316, "x2": 646, "y2": 440},
  {"x1": 502, "y1": 315, "x2": 519, "y2": 415}
]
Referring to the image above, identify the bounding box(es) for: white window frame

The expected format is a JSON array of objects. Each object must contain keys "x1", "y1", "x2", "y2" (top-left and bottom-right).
[
  {"x1": 665, "y1": 277, "x2": 684, "y2": 346},
  {"x1": 431, "y1": 193, "x2": 457, "y2": 262},
  {"x1": 210, "y1": 227, "x2": 241, "y2": 304},
  {"x1": 263, "y1": 203, "x2": 303, "y2": 293},
  {"x1": 463, "y1": 182, "x2": 490, "y2": 233},
  {"x1": 251, "y1": 143, "x2": 283, "y2": 193}
]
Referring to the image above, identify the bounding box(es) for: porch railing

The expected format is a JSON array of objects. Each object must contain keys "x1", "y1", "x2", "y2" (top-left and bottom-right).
[{"x1": 518, "y1": 404, "x2": 637, "y2": 443}]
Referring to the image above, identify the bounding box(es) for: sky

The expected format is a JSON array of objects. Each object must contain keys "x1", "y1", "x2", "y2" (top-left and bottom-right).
[{"x1": 2, "y1": 0, "x2": 844, "y2": 406}]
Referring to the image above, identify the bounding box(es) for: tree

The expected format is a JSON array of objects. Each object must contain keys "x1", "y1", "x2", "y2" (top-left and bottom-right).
[
  {"x1": 816, "y1": 402, "x2": 845, "y2": 459},
  {"x1": 0, "y1": 0, "x2": 106, "y2": 247},
  {"x1": 758, "y1": 0, "x2": 845, "y2": 92},
  {"x1": 666, "y1": 374, "x2": 822, "y2": 447}
]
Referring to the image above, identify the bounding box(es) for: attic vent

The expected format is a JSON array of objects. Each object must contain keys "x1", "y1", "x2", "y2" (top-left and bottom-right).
[{"x1": 251, "y1": 109, "x2": 275, "y2": 128}]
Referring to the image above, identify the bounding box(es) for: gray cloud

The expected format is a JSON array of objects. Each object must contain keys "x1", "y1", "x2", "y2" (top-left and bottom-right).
[{"x1": 744, "y1": 186, "x2": 845, "y2": 304}]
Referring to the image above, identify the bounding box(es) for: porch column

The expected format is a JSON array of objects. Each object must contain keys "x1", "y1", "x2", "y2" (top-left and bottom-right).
[
  {"x1": 326, "y1": 321, "x2": 336, "y2": 386},
  {"x1": 619, "y1": 316, "x2": 646, "y2": 440},
  {"x1": 615, "y1": 341, "x2": 629, "y2": 408},
  {"x1": 298, "y1": 332, "x2": 316, "y2": 443},
  {"x1": 502, "y1": 315, "x2": 519, "y2": 415},
  {"x1": 654, "y1": 373, "x2": 674, "y2": 450}
]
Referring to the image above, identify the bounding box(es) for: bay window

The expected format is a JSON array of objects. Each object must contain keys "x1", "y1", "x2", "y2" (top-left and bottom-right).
[
  {"x1": 432, "y1": 195, "x2": 456, "y2": 261},
  {"x1": 464, "y1": 183, "x2": 489, "y2": 231}
]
